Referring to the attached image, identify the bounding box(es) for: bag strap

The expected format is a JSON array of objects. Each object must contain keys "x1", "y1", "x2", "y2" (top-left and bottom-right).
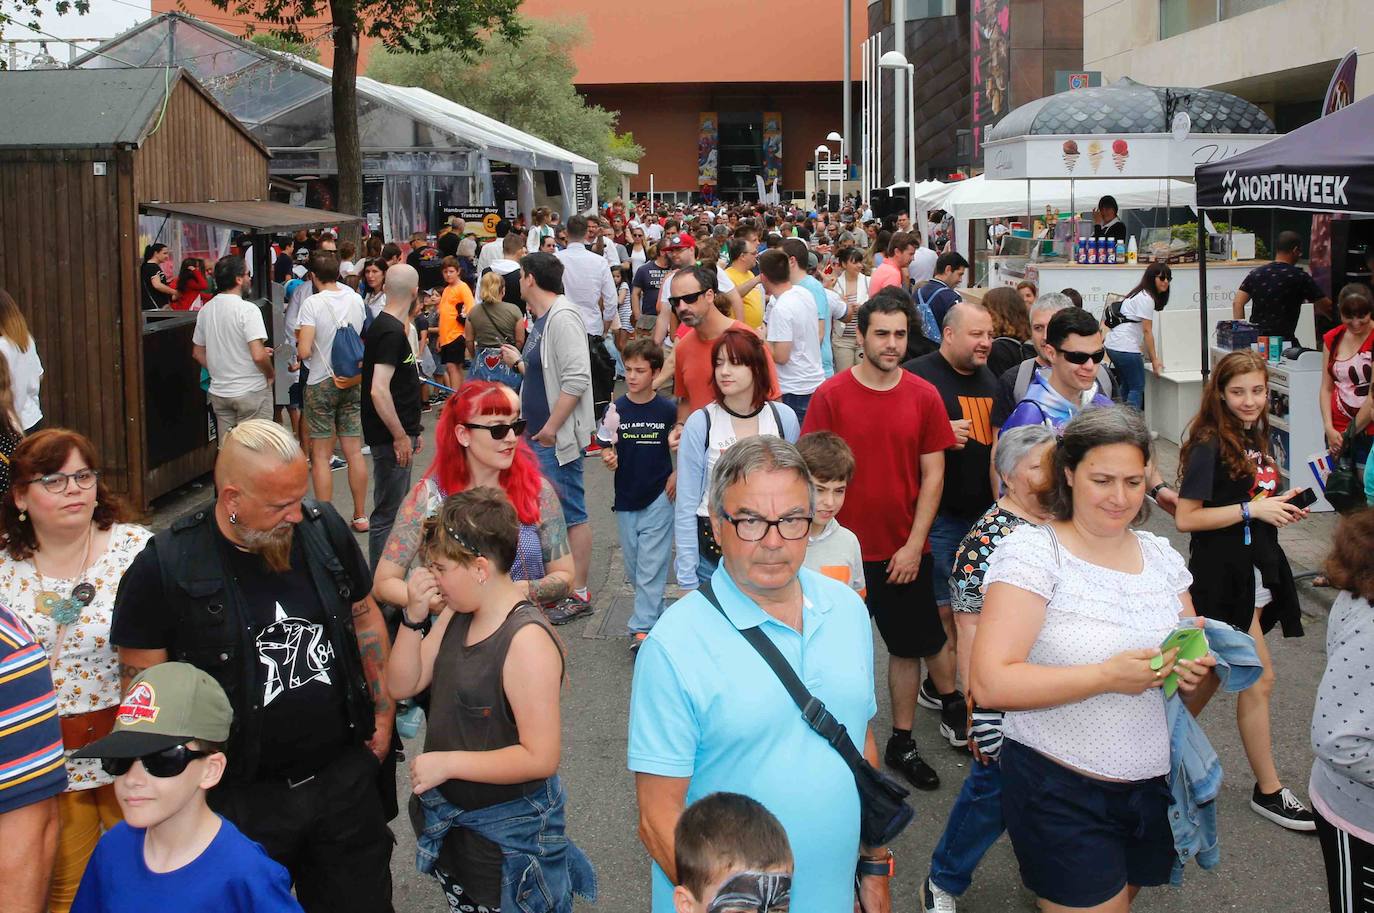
[{"x1": 698, "y1": 581, "x2": 869, "y2": 775}]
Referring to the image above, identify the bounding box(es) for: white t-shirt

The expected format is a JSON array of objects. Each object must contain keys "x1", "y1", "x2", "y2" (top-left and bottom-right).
[
  {"x1": 715, "y1": 266, "x2": 736, "y2": 296},
  {"x1": 645, "y1": 223, "x2": 664, "y2": 243},
  {"x1": 526, "y1": 225, "x2": 553, "y2": 253},
  {"x1": 766, "y1": 286, "x2": 826, "y2": 395},
  {"x1": 192, "y1": 293, "x2": 269, "y2": 398},
  {"x1": 0, "y1": 336, "x2": 42, "y2": 430},
  {"x1": 695, "y1": 401, "x2": 785, "y2": 518},
  {"x1": 910, "y1": 246, "x2": 938, "y2": 287},
  {"x1": 296, "y1": 287, "x2": 365, "y2": 385},
  {"x1": 1104, "y1": 290, "x2": 1155, "y2": 354}
]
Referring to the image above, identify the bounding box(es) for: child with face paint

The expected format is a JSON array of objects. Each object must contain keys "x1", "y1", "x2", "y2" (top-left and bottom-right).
[{"x1": 673, "y1": 792, "x2": 793, "y2": 913}]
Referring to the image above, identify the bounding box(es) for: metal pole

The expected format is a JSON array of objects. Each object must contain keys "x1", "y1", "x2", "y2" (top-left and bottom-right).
[
  {"x1": 861, "y1": 38, "x2": 868, "y2": 196},
  {"x1": 1198, "y1": 207, "x2": 1210, "y2": 381},
  {"x1": 906, "y1": 63, "x2": 916, "y2": 227},
  {"x1": 649, "y1": 174, "x2": 654, "y2": 208},
  {"x1": 843, "y1": 0, "x2": 852, "y2": 204},
  {"x1": 875, "y1": 36, "x2": 883, "y2": 191},
  {"x1": 893, "y1": 0, "x2": 906, "y2": 187}
]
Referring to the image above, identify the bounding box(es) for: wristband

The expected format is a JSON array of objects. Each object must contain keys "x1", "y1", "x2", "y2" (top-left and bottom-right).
[
  {"x1": 399, "y1": 613, "x2": 432, "y2": 636},
  {"x1": 1148, "y1": 482, "x2": 1168, "y2": 500},
  {"x1": 1240, "y1": 501, "x2": 1252, "y2": 546},
  {"x1": 856, "y1": 850, "x2": 894, "y2": 878}
]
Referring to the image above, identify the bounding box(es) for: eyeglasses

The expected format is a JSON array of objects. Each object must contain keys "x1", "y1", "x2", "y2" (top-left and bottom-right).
[
  {"x1": 668, "y1": 289, "x2": 708, "y2": 307},
  {"x1": 719, "y1": 511, "x2": 813, "y2": 542},
  {"x1": 1056, "y1": 347, "x2": 1108, "y2": 365},
  {"x1": 100, "y1": 743, "x2": 210, "y2": 778},
  {"x1": 26, "y1": 469, "x2": 99, "y2": 494},
  {"x1": 462, "y1": 419, "x2": 527, "y2": 439}
]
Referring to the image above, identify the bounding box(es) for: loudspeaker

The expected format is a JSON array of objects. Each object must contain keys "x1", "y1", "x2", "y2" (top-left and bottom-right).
[{"x1": 870, "y1": 188, "x2": 890, "y2": 218}]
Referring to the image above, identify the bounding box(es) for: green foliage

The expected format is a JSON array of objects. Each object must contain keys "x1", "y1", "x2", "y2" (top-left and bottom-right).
[
  {"x1": 208, "y1": 0, "x2": 523, "y2": 53},
  {"x1": 1171, "y1": 221, "x2": 1270, "y2": 259},
  {"x1": 248, "y1": 31, "x2": 320, "y2": 61},
  {"x1": 0, "y1": 0, "x2": 88, "y2": 69},
  {"x1": 368, "y1": 17, "x2": 643, "y2": 200}
]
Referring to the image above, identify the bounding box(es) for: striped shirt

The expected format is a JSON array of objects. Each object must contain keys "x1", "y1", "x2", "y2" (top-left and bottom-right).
[{"x1": 0, "y1": 605, "x2": 67, "y2": 813}]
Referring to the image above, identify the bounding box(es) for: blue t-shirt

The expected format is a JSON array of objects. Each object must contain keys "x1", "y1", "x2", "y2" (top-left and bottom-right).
[
  {"x1": 797, "y1": 275, "x2": 834, "y2": 376},
  {"x1": 611, "y1": 394, "x2": 676, "y2": 512},
  {"x1": 520, "y1": 311, "x2": 552, "y2": 433},
  {"x1": 628, "y1": 566, "x2": 877, "y2": 913},
  {"x1": 72, "y1": 817, "x2": 302, "y2": 913}
]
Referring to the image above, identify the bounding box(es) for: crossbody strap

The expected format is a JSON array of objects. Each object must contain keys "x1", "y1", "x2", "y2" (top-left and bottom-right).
[{"x1": 699, "y1": 581, "x2": 868, "y2": 774}]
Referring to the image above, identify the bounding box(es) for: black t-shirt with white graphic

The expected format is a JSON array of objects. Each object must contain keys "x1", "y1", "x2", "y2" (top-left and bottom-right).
[
  {"x1": 112, "y1": 523, "x2": 368, "y2": 777},
  {"x1": 361, "y1": 312, "x2": 423, "y2": 447}
]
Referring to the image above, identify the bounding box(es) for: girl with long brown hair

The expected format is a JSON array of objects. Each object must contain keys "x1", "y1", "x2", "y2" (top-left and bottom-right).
[
  {"x1": 0, "y1": 288, "x2": 43, "y2": 432},
  {"x1": 1174, "y1": 349, "x2": 1315, "y2": 831}
]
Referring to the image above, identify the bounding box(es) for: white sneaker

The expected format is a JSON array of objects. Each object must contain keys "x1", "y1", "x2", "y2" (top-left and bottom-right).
[{"x1": 923, "y1": 877, "x2": 957, "y2": 913}]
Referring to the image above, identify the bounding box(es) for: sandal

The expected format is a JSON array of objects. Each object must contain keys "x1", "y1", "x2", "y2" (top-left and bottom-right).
[{"x1": 351, "y1": 517, "x2": 370, "y2": 533}]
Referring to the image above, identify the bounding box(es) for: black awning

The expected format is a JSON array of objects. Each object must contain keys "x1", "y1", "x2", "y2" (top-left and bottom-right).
[
  {"x1": 140, "y1": 200, "x2": 363, "y2": 232},
  {"x1": 1195, "y1": 94, "x2": 1374, "y2": 214}
]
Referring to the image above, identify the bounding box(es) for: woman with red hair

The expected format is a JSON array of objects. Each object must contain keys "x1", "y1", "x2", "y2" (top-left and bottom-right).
[{"x1": 373, "y1": 382, "x2": 574, "y2": 614}]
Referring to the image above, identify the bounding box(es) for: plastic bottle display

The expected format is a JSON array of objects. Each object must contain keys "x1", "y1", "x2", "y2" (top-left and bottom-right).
[
  {"x1": 1115, "y1": 239, "x2": 1126, "y2": 264},
  {"x1": 1127, "y1": 236, "x2": 1138, "y2": 264}
]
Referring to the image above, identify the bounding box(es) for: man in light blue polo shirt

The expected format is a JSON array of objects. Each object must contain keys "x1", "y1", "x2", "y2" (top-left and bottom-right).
[{"x1": 629, "y1": 437, "x2": 891, "y2": 913}]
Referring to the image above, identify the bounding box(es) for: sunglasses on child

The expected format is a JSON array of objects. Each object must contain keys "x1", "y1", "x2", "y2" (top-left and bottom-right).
[
  {"x1": 1055, "y1": 347, "x2": 1108, "y2": 365},
  {"x1": 100, "y1": 743, "x2": 211, "y2": 778},
  {"x1": 462, "y1": 419, "x2": 528, "y2": 439}
]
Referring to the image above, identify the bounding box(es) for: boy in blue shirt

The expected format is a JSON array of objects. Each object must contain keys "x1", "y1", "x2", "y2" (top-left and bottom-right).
[
  {"x1": 70, "y1": 664, "x2": 302, "y2": 913},
  {"x1": 600, "y1": 338, "x2": 678, "y2": 652}
]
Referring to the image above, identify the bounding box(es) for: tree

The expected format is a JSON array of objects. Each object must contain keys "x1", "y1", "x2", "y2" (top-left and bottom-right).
[
  {"x1": 209, "y1": 0, "x2": 523, "y2": 239},
  {"x1": 368, "y1": 17, "x2": 642, "y2": 201},
  {"x1": 0, "y1": 0, "x2": 88, "y2": 69},
  {"x1": 249, "y1": 31, "x2": 319, "y2": 61}
]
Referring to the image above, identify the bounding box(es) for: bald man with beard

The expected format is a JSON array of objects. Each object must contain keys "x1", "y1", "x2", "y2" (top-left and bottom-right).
[{"x1": 111, "y1": 420, "x2": 398, "y2": 913}]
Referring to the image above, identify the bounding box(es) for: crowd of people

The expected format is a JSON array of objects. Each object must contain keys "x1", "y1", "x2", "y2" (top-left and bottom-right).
[{"x1": 0, "y1": 193, "x2": 1372, "y2": 913}]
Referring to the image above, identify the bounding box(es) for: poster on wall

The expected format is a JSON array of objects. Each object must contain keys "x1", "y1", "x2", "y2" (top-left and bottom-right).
[
  {"x1": 970, "y1": 0, "x2": 1011, "y2": 167},
  {"x1": 698, "y1": 112, "x2": 719, "y2": 198},
  {"x1": 762, "y1": 112, "x2": 783, "y2": 185},
  {"x1": 1310, "y1": 48, "x2": 1358, "y2": 297}
]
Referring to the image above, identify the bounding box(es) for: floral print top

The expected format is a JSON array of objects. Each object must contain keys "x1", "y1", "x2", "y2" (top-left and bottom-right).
[{"x1": 0, "y1": 523, "x2": 153, "y2": 789}]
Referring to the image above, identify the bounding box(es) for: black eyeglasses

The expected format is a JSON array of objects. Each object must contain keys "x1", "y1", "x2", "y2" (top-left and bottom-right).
[
  {"x1": 719, "y1": 511, "x2": 813, "y2": 542},
  {"x1": 462, "y1": 419, "x2": 527, "y2": 439},
  {"x1": 669, "y1": 289, "x2": 708, "y2": 307},
  {"x1": 101, "y1": 743, "x2": 210, "y2": 778},
  {"x1": 1056, "y1": 347, "x2": 1108, "y2": 365},
  {"x1": 26, "y1": 469, "x2": 99, "y2": 494}
]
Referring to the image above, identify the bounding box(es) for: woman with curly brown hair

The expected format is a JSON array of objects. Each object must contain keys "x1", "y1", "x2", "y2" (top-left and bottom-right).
[
  {"x1": 1174, "y1": 349, "x2": 1315, "y2": 831},
  {"x1": 0, "y1": 429, "x2": 150, "y2": 911},
  {"x1": 982, "y1": 286, "x2": 1034, "y2": 377}
]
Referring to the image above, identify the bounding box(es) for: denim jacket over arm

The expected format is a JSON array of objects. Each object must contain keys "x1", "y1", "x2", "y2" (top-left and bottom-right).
[
  {"x1": 1166, "y1": 618, "x2": 1263, "y2": 884},
  {"x1": 413, "y1": 775, "x2": 597, "y2": 913}
]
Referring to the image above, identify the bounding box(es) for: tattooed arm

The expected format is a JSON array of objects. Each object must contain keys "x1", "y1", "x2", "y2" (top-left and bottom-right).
[
  {"x1": 527, "y1": 479, "x2": 575, "y2": 605},
  {"x1": 352, "y1": 594, "x2": 395, "y2": 761},
  {"x1": 373, "y1": 481, "x2": 430, "y2": 608},
  {"x1": 118, "y1": 648, "x2": 169, "y2": 694}
]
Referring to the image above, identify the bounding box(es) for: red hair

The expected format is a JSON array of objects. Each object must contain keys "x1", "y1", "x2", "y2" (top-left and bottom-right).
[
  {"x1": 2, "y1": 429, "x2": 133, "y2": 560},
  {"x1": 424, "y1": 381, "x2": 542, "y2": 525},
  {"x1": 708, "y1": 327, "x2": 771, "y2": 411}
]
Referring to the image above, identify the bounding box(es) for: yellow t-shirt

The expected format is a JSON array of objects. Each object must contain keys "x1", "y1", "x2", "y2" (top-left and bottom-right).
[{"x1": 724, "y1": 265, "x2": 763, "y2": 329}]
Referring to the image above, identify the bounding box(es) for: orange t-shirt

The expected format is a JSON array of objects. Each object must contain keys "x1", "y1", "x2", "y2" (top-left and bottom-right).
[
  {"x1": 673, "y1": 320, "x2": 781, "y2": 412},
  {"x1": 438, "y1": 282, "x2": 474, "y2": 348}
]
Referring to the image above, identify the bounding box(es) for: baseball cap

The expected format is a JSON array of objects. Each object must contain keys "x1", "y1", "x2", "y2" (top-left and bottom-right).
[
  {"x1": 661, "y1": 232, "x2": 696, "y2": 251},
  {"x1": 72, "y1": 663, "x2": 233, "y2": 760}
]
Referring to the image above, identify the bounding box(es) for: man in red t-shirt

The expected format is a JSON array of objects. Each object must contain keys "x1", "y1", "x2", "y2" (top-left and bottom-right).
[
  {"x1": 802, "y1": 288, "x2": 958, "y2": 792},
  {"x1": 669, "y1": 264, "x2": 779, "y2": 427},
  {"x1": 869, "y1": 230, "x2": 917, "y2": 295}
]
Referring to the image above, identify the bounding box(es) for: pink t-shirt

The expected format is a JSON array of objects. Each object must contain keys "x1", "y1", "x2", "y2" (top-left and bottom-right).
[{"x1": 869, "y1": 259, "x2": 904, "y2": 294}]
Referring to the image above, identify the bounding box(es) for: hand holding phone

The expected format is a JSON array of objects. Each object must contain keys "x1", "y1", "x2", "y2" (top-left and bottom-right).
[
  {"x1": 1286, "y1": 487, "x2": 1318, "y2": 510},
  {"x1": 1154, "y1": 627, "x2": 1209, "y2": 698}
]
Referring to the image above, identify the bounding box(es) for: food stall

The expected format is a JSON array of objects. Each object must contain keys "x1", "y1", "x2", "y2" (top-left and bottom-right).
[{"x1": 978, "y1": 78, "x2": 1283, "y2": 441}]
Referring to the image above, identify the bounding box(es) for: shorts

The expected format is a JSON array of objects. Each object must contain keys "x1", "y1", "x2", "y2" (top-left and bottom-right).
[
  {"x1": 1254, "y1": 567, "x2": 1272, "y2": 611},
  {"x1": 929, "y1": 513, "x2": 976, "y2": 606},
  {"x1": 441, "y1": 338, "x2": 466, "y2": 366},
  {"x1": 1001, "y1": 739, "x2": 1173, "y2": 908},
  {"x1": 289, "y1": 363, "x2": 310, "y2": 410},
  {"x1": 862, "y1": 553, "x2": 946, "y2": 659},
  {"x1": 304, "y1": 381, "x2": 362, "y2": 438},
  {"x1": 531, "y1": 439, "x2": 587, "y2": 526}
]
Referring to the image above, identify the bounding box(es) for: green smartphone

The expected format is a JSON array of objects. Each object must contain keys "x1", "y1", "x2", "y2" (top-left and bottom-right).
[{"x1": 1151, "y1": 627, "x2": 1209, "y2": 698}]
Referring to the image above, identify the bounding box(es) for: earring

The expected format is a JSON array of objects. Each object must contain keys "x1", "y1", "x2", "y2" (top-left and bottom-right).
[
  {"x1": 228, "y1": 512, "x2": 238, "y2": 525},
  {"x1": 17, "y1": 510, "x2": 26, "y2": 523}
]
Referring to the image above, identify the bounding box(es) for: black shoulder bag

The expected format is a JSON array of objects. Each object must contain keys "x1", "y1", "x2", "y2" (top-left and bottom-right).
[{"x1": 699, "y1": 581, "x2": 914, "y2": 847}]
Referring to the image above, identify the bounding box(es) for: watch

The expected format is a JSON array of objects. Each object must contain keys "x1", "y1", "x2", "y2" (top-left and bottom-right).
[
  {"x1": 398, "y1": 613, "x2": 432, "y2": 636},
  {"x1": 1148, "y1": 482, "x2": 1169, "y2": 500},
  {"x1": 856, "y1": 849, "x2": 894, "y2": 878}
]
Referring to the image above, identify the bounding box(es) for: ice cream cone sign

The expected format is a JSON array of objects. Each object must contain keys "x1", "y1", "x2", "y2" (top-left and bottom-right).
[
  {"x1": 1087, "y1": 140, "x2": 1103, "y2": 173},
  {"x1": 1112, "y1": 139, "x2": 1130, "y2": 173},
  {"x1": 1062, "y1": 140, "x2": 1080, "y2": 173}
]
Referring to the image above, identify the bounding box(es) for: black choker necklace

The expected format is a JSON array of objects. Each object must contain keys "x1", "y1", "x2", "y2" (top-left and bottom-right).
[{"x1": 719, "y1": 401, "x2": 764, "y2": 419}]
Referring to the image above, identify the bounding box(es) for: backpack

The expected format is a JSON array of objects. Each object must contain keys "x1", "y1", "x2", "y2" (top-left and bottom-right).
[
  {"x1": 329, "y1": 300, "x2": 366, "y2": 389},
  {"x1": 1102, "y1": 293, "x2": 1139, "y2": 330}
]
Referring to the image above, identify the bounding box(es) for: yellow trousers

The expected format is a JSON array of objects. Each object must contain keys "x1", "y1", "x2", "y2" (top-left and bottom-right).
[{"x1": 49, "y1": 785, "x2": 122, "y2": 913}]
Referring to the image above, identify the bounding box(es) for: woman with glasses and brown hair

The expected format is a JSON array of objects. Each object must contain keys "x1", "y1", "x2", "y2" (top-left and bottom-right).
[{"x1": 0, "y1": 429, "x2": 150, "y2": 912}]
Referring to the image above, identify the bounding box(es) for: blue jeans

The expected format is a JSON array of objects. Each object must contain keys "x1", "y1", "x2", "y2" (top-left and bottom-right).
[
  {"x1": 929, "y1": 758, "x2": 1004, "y2": 896},
  {"x1": 929, "y1": 512, "x2": 976, "y2": 606},
  {"x1": 780, "y1": 392, "x2": 812, "y2": 428},
  {"x1": 530, "y1": 439, "x2": 588, "y2": 527},
  {"x1": 615, "y1": 492, "x2": 673, "y2": 634},
  {"x1": 1108, "y1": 349, "x2": 1146, "y2": 411},
  {"x1": 696, "y1": 551, "x2": 719, "y2": 589}
]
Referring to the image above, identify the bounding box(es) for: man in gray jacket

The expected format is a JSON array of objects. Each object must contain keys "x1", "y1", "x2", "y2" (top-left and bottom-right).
[{"x1": 503, "y1": 252, "x2": 597, "y2": 624}]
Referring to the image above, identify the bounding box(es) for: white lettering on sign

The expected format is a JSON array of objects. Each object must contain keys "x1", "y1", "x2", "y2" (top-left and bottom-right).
[{"x1": 1222, "y1": 169, "x2": 1349, "y2": 207}]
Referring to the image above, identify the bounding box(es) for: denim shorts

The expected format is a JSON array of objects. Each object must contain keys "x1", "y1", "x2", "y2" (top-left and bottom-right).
[
  {"x1": 1001, "y1": 739, "x2": 1174, "y2": 908},
  {"x1": 929, "y1": 513, "x2": 975, "y2": 606},
  {"x1": 531, "y1": 439, "x2": 587, "y2": 527}
]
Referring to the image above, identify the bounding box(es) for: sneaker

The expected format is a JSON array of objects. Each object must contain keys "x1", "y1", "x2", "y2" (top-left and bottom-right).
[
  {"x1": 543, "y1": 595, "x2": 594, "y2": 626},
  {"x1": 395, "y1": 703, "x2": 425, "y2": 740},
  {"x1": 422, "y1": 402, "x2": 434, "y2": 413},
  {"x1": 917, "y1": 676, "x2": 942, "y2": 711},
  {"x1": 329, "y1": 456, "x2": 347, "y2": 471},
  {"x1": 361, "y1": 445, "x2": 371, "y2": 455},
  {"x1": 885, "y1": 735, "x2": 939, "y2": 791},
  {"x1": 585, "y1": 438, "x2": 602, "y2": 454},
  {"x1": 1250, "y1": 785, "x2": 1316, "y2": 832},
  {"x1": 923, "y1": 877, "x2": 957, "y2": 913},
  {"x1": 629, "y1": 632, "x2": 648, "y2": 654},
  {"x1": 940, "y1": 694, "x2": 969, "y2": 748}
]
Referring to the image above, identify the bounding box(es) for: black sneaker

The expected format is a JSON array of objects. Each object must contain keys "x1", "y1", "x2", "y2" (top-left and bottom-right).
[
  {"x1": 939, "y1": 694, "x2": 968, "y2": 748},
  {"x1": 885, "y1": 735, "x2": 939, "y2": 791},
  {"x1": 923, "y1": 877, "x2": 958, "y2": 913},
  {"x1": 1250, "y1": 785, "x2": 1316, "y2": 832},
  {"x1": 917, "y1": 676, "x2": 942, "y2": 711},
  {"x1": 543, "y1": 596, "x2": 594, "y2": 626}
]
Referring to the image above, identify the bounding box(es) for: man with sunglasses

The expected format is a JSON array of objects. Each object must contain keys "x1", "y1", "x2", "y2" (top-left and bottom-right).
[
  {"x1": 70, "y1": 663, "x2": 302, "y2": 912},
  {"x1": 1000, "y1": 307, "x2": 1113, "y2": 433}
]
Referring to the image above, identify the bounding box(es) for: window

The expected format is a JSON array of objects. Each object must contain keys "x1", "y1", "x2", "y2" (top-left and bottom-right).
[
  {"x1": 873, "y1": 0, "x2": 955, "y2": 24},
  {"x1": 1160, "y1": 0, "x2": 1286, "y2": 39}
]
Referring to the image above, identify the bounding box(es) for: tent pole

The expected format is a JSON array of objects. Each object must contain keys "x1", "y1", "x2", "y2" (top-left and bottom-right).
[{"x1": 1199, "y1": 206, "x2": 1209, "y2": 382}]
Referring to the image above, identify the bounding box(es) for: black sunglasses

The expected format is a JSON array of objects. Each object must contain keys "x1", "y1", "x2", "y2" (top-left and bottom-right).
[
  {"x1": 1056, "y1": 347, "x2": 1108, "y2": 365},
  {"x1": 669, "y1": 289, "x2": 708, "y2": 307},
  {"x1": 462, "y1": 419, "x2": 527, "y2": 439},
  {"x1": 101, "y1": 743, "x2": 210, "y2": 778}
]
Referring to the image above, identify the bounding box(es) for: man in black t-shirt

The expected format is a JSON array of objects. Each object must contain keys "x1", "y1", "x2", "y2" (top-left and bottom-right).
[
  {"x1": 362, "y1": 264, "x2": 424, "y2": 569},
  {"x1": 904, "y1": 302, "x2": 998, "y2": 710},
  {"x1": 406, "y1": 232, "x2": 445, "y2": 292},
  {"x1": 1233, "y1": 231, "x2": 1332, "y2": 347},
  {"x1": 111, "y1": 421, "x2": 395, "y2": 913}
]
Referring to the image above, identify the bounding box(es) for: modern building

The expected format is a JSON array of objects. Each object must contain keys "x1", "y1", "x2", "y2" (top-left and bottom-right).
[{"x1": 1084, "y1": 0, "x2": 1373, "y2": 130}]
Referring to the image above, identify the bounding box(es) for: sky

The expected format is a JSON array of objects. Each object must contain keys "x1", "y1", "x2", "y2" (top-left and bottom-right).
[{"x1": 3, "y1": 0, "x2": 150, "y2": 65}]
